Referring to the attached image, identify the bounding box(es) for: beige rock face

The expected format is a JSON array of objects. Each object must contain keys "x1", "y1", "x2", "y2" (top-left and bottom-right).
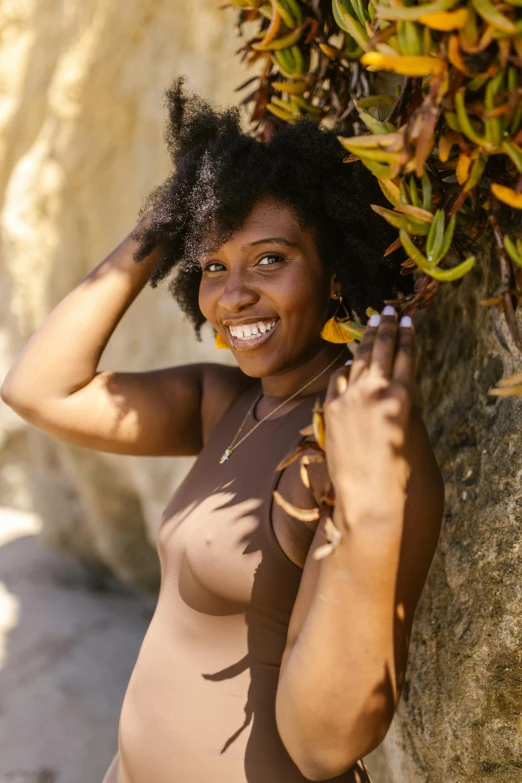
[{"x1": 0, "y1": 0, "x2": 242, "y2": 592}]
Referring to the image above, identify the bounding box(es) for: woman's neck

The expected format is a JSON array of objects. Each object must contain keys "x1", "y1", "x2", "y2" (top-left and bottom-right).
[{"x1": 260, "y1": 342, "x2": 349, "y2": 400}]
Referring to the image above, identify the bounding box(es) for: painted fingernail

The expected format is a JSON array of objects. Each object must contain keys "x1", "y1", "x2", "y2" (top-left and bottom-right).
[
  {"x1": 382, "y1": 305, "x2": 396, "y2": 316},
  {"x1": 345, "y1": 359, "x2": 353, "y2": 366},
  {"x1": 368, "y1": 314, "x2": 381, "y2": 327},
  {"x1": 400, "y1": 315, "x2": 413, "y2": 328}
]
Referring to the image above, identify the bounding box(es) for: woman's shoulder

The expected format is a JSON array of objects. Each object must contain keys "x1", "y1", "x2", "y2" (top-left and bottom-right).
[{"x1": 199, "y1": 362, "x2": 257, "y2": 444}]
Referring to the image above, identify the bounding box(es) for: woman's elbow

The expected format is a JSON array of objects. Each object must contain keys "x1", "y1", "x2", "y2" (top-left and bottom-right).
[
  {"x1": 276, "y1": 724, "x2": 366, "y2": 781},
  {"x1": 0, "y1": 384, "x2": 41, "y2": 423},
  {"x1": 277, "y1": 710, "x2": 388, "y2": 781},
  {"x1": 287, "y1": 748, "x2": 368, "y2": 782},
  {"x1": 0, "y1": 376, "x2": 36, "y2": 413}
]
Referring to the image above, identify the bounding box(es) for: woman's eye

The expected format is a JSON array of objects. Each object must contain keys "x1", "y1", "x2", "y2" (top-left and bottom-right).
[
  {"x1": 204, "y1": 262, "x2": 226, "y2": 273},
  {"x1": 256, "y1": 253, "x2": 284, "y2": 266}
]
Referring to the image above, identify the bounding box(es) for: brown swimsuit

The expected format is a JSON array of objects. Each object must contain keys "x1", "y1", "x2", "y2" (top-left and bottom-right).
[{"x1": 102, "y1": 383, "x2": 373, "y2": 783}]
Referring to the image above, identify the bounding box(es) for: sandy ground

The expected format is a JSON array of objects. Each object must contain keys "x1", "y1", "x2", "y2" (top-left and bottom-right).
[
  {"x1": 0, "y1": 507, "x2": 155, "y2": 783},
  {"x1": 0, "y1": 506, "x2": 391, "y2": 783}
]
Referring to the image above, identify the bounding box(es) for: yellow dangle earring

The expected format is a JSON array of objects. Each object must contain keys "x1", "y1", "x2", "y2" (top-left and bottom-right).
[
  {"x1": 320, "y1": 294, "x2": 351, "y2": 344},
  {"x1": 215, "y1": 332, "x2": 229, "y2": 349}
]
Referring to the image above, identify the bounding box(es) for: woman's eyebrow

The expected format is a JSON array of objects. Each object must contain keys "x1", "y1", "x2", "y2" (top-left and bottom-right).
[{"x1": 249, "y1": 237, "x2": 298, "y2": 248}]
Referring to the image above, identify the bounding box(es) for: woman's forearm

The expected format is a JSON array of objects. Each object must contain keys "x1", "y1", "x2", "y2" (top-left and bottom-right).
[
  {"x1": 275, "y1": 502, "x2": 405, "y2": 780},
  {"x1": 1, "y1": 216, "x2": 160, "y2": 406}
]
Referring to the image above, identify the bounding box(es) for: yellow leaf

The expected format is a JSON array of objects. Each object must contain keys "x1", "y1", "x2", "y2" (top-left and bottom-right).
[
  {"x1": 438, "y1": 131, "x2": 461, "y2": 162},
  {"x1": 418, "y1": 8, "x2": 468, "y2": 29},
  {"x1": 488, "y1": 385, "x2": 522, "y2": 397},
  {"x1": 456, "y1": 151, "x2": 472, "y2": 184},
  {"x1": 394, "y1": 204, "x2": 434, "y2": 221},
  {"x1": 491, "y1": 183, "x2": 522, "y2": 209},
  {"x1": 337, "y1": 131, "x2": 402, "y2": 150},
  {"x1": 497, "y1": 369, "x2": 522, "y2": 387},
  {"x1": 360, "y1": 52, "x2": 445, "y2": 76},
  {"x1": 377, "y1": 177, "x2": 401, "y2": 206},
  {"x1": 266, "y1": 103, "x2": 295, "y2": 122},
  {"x1": 271, "y1": 80, "x2": 308, "y2": 94}
]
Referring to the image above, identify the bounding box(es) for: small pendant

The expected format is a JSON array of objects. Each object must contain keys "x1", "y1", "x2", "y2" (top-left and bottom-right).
[{"x1": 220, "y1": 449, "x2": 232, "y2": 464}]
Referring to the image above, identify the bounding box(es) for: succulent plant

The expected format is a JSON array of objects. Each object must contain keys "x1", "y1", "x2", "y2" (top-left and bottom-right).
[{"x1": 225, "y1": 0, "x2": 522, "y2": 396}]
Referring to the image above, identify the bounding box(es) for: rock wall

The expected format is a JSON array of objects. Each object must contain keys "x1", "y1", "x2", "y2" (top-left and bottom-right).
[
  {"x1": 0, "y1": 0, "x2": 242, "y2": 592},
  {"x1": 383, "y1": 246, "x2": 522, "y2": 782}
]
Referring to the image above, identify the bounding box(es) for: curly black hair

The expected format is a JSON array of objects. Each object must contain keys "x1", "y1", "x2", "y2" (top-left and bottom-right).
[{"x1": 130, "y1": 78, "x2": 410, "y2": 338}]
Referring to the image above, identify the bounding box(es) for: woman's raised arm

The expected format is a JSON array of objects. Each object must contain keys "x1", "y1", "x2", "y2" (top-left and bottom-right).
[
  {"x1": 0, "y1": 218, "x2": 246, "y2": 456},
  {"x1": 275, "y1": 311, "x2": 444, "y2": 780}
]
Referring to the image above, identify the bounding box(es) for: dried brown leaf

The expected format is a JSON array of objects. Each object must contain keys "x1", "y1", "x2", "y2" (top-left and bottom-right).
[
  {"x1": 272, "y1": 491, "x2": 321, "y2": 523},
  {"x1": 312, "y1": 401, "x2": 326, "y2": 450},
  {"x1": 299, "y1": 454, "x2": 326, "y2": 489},
  {"x1": 276, "y1": 441, "x2": 323, "y2": 470},
  {"x1": 312, "y1": 517, "x2": 343, "y2": 560},
  {"x1": 384, "y1": 237, "x2": 403, "y2": 256}
]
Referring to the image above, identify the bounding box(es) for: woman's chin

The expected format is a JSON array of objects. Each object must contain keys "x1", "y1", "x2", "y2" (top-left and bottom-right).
[{"x1": 233, "y1": 354, "x2": 280, "y2": 378}]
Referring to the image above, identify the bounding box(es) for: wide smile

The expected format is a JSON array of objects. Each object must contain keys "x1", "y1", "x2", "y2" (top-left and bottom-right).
[{"x1": 226, "y1": 318, "x2": 280, "y2": 352}]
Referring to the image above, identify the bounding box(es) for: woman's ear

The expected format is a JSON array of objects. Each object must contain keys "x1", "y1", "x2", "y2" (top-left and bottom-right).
[{"x1": 329, "y1": 273, "x2": 341, "y2": 300}]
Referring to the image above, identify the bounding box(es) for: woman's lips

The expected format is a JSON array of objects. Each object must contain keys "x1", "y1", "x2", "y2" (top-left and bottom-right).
[{"x1": 226, "y1": 319, "x2": 280, "y2": 351}]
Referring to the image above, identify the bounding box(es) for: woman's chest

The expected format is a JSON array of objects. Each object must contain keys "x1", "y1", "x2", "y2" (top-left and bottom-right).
[
  {"x1": 156, "y1": 447, "x2": 309, "y2": 615},
  {"x1": 158, "y1": 486, "x2": 266, "y2": 608}
]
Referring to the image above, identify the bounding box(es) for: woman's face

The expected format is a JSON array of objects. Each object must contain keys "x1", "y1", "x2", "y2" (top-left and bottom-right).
[{"x1": 198, "y1": 197, "x2": 335, "y2": 378}]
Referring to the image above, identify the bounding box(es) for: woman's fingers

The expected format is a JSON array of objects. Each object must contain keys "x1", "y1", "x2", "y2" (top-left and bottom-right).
[
  {"x1": 392, "y1": 315, "x2": 416, "y2": 392},
  {"x1": 325, "y1": 360, "x2": 352, "y2": 404},
  {"x1": 327, "y1": 310, "x2": 415, "y2": 399},
  {"x1": 348, "y1": 314, "x2": 380, "y2": 382},
  {"x1": 368, "y1": 305, "x2": 398, "y2": 379}
]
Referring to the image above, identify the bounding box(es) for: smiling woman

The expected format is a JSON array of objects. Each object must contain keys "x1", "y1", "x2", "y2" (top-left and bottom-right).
[
  {"x1": 198, "y1": 199, "x2": 336, "y2": 383},
  {"x1": 0, "y1": 77, "x2": 444, "y2": 783}
]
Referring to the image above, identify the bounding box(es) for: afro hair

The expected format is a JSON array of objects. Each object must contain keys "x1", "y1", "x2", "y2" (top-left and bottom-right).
[{"x1": 130, "y1": 77, "x2": 411, "y2": 338}]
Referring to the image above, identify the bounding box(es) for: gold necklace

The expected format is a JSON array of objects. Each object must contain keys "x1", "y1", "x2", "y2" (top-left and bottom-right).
[{"x1": 219, "y1": 347, "x2": 347, "y2": 464}]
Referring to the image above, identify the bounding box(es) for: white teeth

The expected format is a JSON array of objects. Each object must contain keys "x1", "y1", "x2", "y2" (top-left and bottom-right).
[{"x1": 228, "y1": 320, "x2": 277, "y2": 340}]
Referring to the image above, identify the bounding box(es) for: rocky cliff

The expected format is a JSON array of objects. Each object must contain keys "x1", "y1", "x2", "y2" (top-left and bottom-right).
[
  {"x1": 387, "y1": 248, "x2": 522, "y2": 782},
  {"x1": 0, "y1": 0, "x2": 242, "y2": 592}
]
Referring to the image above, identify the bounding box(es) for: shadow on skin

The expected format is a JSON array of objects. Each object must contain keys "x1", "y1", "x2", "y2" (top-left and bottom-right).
[{"x1": 158, "y1": 411, "x2": 395, "y2": 783}]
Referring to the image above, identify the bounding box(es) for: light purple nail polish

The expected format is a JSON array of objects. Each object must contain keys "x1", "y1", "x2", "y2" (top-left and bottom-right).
[
  {"x1": 345, "y1": 359, "x2": 353, "y2": 366},
  {"x1": 368, "y1": 314, "x2": 381, "y2": 327},
  {"x1": 382, "y1": 305, "x2": 395, "y2": 316},
  {"x1": 400, "y1": 315, "x2": 413, "y2": 328}
]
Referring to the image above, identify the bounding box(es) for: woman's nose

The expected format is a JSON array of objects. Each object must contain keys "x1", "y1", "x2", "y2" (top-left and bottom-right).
[{"x1": 217, "y1": 273, "x2": 259, "y2": 313}]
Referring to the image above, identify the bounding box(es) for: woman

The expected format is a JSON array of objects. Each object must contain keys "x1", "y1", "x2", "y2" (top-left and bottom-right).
[{"x1": 1, "y1": 80, "x2": 444, "y2": 783}]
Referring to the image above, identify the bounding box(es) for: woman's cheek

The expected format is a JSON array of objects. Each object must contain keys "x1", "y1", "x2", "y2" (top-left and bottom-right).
[{"x1": 198, "y1": 283, "x2": 214, "y2": 324}]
